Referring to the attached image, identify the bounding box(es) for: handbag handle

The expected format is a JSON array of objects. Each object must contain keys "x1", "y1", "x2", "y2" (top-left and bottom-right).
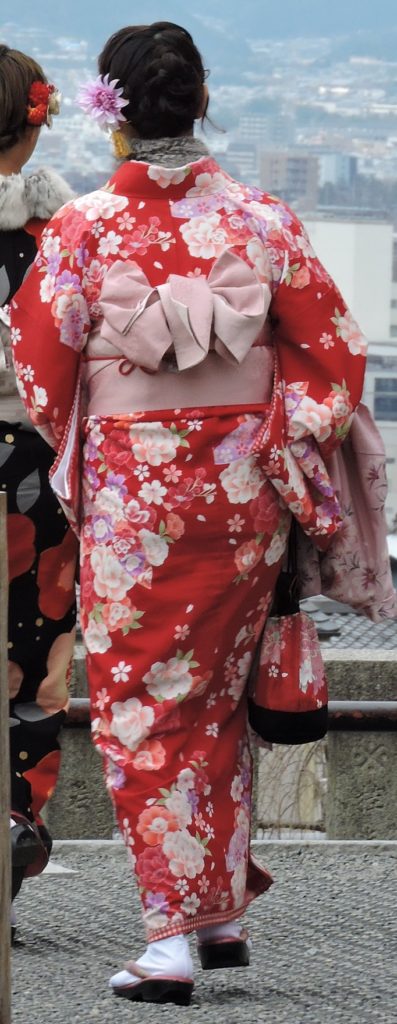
[{"x1": 271, "y1": 518, "x2": 300, "y2": 616}]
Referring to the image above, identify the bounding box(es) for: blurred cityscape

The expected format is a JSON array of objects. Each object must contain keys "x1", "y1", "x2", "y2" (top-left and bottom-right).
[{"x1": 2, "y1": 18, "x2": 397, "y2": 524}]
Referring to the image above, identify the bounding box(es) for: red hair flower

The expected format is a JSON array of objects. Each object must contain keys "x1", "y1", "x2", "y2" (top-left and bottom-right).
[
  {"x1": 29, "y1": 81, "x2": 51, "y2": 105},
  {"x1": 26, "y1": 81, "x2": 60, "y2": 127}
]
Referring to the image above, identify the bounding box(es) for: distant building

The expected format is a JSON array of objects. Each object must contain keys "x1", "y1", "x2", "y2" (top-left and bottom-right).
[
  {"x1": 238, "y1": 115, "x2": 270, "y2": 146},
  {"x1": 267, "y1": 114, "x2": 295, "y2": 149},
  {"x1": 260, "y1": 151, "x2": 318, "y2": 210},
  {"x1": 318, "y1": 153, "x2": 358, "y2": 188},
  {"x1": 237, "y1": 111, "x2": 295, "y2": 147},
  {"x1": 222, "y1": 143, "x2": 260, "y2": 186}
]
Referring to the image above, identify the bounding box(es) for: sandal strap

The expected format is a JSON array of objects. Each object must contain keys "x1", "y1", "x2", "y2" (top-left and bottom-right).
[
  {"x1": 197, "y1": 926, "x2": 250, "y2": 946},
  {"x1": 125, "y1": 960, "x2": 151, "y2": 979}
]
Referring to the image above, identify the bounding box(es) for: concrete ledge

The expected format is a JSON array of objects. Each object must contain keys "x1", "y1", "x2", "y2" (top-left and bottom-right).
[{"x1": 323, "y1": 649, "x2": 397, "y2": 699}]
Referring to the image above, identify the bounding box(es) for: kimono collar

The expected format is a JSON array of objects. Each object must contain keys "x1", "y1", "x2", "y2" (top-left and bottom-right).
[{"x1": 106, "y1": 154, "x2": 233, "y2": 203}]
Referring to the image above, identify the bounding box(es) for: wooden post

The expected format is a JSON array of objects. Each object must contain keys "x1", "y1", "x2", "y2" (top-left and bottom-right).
[{"x1": 0, "y1": 491, "x2": 11, "y2": 1024}]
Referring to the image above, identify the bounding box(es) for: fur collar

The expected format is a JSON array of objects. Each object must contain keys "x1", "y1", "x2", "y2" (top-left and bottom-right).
[
  {"x1": 0, "y1": 168, "x2": 74, "y2": 230},
  {"x1": 132, "y1": 136, "x2": 209, "y2": 166}
]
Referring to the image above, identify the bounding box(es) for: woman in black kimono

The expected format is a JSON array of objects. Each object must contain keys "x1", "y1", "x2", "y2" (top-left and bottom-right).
[{"x1": 0, "y1": 43, "x2": 77, "y2": 936}]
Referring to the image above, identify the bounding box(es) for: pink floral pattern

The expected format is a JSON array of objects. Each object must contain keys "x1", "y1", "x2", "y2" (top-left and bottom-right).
[
  {"x1": 256, "y1": 612, "x2": 326, "y2": 702},
  {"x1": 80, "y1": 405, "x2": 282, "y2": 939}
]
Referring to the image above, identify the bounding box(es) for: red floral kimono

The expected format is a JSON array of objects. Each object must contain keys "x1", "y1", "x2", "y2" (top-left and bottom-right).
[{"x1": 11, "y1": 155, "x2": 368, "y2": 940}]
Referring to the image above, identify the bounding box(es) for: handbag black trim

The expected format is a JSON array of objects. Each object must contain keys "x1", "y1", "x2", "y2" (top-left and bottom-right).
[{"x1": 248, "y1": 699, "x2": 328, "y2": 745}]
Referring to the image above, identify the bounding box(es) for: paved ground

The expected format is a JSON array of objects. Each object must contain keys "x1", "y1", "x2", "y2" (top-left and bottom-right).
[{"x1": 10, "y1": 840, "x2": 397, "y2": 1024}]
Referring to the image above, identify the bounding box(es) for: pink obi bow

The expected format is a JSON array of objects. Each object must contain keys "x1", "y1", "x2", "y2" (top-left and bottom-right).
[{"x1": 98, "y1": 250, "x2": 271, "y2": 372}]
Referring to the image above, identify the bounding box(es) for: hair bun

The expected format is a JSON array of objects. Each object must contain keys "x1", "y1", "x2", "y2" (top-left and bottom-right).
[{"x1": 98, "y1": 22, "x2": 206, "y2": 139}]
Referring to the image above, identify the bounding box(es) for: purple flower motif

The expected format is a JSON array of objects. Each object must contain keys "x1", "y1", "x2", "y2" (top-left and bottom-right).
[
  {"x1": 187, "y1": 790, "x2": 199, "y2": 814},
  {"x1": 171, "y1": 195, "x2": 223, "y2": 219},
  {"x1": 92, "y1": 514, "x2": 114, "y2": 542},
  {"x1": 319, "y1": 497, "x2": 341, "y2": 518},
  {"x1": 124, "y1": 548, "x2": 146, "y2": 578},
  {"x1": 59, "y1": 308, "x2": 86, "y2": 350},
  {"x1": 214, "y1": 419, "x2": 262, "y2": 465},
  {"x1": 268, "y1": 201, "x2": 294, "y2": 226},
  {"x1": 56, "y1": 270, "x2": 82, "y2": 291},
  {"x1": 108, "y1": 764, "x2": 126, "y2": 790},
  {"x1": 245, "y1": 186, "x2": 264, "y2": 201},
  {"x1": 145, "y1": 892, "x2": 169, "y2": 912},
  {"x1": 85, "y1": 465, "x2": 100, "y2": 491},
  {"x1": 225, "y1": 826, "x2": 247, "y2": 871},
  {"x1": 105, "y1": 471, "x2": 127, "y2": 494},
  {"x1": 286, "y1": 389, "x2": 305, "y2": 415},
  {"x1": 47, "y1": 253, "x2": 61, "y2": 276},
  {"x1": 77, "y1": 74, "x2": 129, "y2": 131},
  {"x1": 312, "y1": 473, "x2": 334, "y2": 498},
  {"x1": 85, "y1": 442, "x2": 100, "y2": 464},
  {"x1": 75, "y1": 242, "x2": 89, "y2": 268}
]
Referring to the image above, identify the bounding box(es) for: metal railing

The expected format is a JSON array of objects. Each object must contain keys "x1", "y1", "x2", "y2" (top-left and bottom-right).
[{"x1": 66, "y1": 698, "x2": 397, "y2": 730}]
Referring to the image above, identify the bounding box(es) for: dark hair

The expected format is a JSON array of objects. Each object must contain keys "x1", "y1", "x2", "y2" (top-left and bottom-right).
[
  {"x1": 0, "y1": 44, "x2": 47, "y2": 152},
  {"x1": 98, "y1": 22, "x2": 207, "y2": 139}
]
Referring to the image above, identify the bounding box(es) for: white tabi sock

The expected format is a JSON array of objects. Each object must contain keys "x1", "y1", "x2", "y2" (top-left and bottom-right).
[{"x1": 109, "y1": 933, "x2": 193, "y2": 989}]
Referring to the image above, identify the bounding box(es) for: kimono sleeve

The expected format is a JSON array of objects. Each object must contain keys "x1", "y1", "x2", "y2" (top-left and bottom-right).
[
  {"x1": 269, "y1": 208, "x2": 367, "y2": 458},
  {"x1": 10, "y1": 207, "x2": 91, "y2": 451}
]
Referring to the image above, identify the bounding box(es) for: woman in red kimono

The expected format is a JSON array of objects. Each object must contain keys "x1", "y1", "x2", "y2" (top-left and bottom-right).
[{"x1": 11, "y1": 22, "x2": 368, "y2": 1005}]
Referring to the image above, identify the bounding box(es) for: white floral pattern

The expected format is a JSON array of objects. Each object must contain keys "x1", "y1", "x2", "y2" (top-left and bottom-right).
[{"x1": 109, "y1": 697, "x2": 154, "y2": 751}]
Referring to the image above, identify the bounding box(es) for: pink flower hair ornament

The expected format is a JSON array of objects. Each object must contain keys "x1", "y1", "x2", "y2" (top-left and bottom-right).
[{"x1": 77, "y1": 74, "x2": 129, "y2": 131}]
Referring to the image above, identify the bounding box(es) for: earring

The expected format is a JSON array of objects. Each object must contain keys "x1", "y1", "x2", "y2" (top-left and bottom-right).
[{"x1": 111, "y1": 129, "x2": 132, "y2": 160}]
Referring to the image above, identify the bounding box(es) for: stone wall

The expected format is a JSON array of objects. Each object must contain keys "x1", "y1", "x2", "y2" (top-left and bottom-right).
[
  {"x1": 42, "y1": 643, "x2": 115, "y2": 840},
  {"x1": 324, "y1": 650, "x2": 397, "y2": 839}
]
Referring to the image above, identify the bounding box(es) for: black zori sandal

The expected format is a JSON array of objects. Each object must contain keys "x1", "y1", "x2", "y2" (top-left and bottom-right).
[
  {"x1": 11, "y1": 814, "x2": 41, "y2": 869},
  {"x1": 10, "y1": 812, "x2": 49, "y2": 876},
  {"x1": 112, "y1": 961, "x2": 194, "y2": 1006},
  {"x1": 198, "y1": 929, "x2": 251, "y2": 970}
]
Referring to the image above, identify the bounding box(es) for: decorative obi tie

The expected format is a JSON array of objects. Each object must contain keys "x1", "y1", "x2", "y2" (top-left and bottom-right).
[{"x1": 98, "y1": 250, "x2": 271, "y2": 372}]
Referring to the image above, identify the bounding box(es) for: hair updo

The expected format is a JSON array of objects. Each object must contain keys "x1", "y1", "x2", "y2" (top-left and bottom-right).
[
  {"x1": 98, "y1": 22, "x2": 207, "y2": 139},
  {"x1": 0, "y1": 45, "x2": 47, "y2": 152}
]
